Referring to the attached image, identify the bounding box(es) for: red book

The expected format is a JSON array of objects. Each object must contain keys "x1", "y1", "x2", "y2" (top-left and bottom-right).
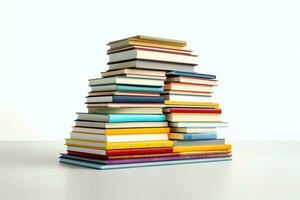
[{"x1": 166, "y1": 108, "x2": 222, "y2": 113}]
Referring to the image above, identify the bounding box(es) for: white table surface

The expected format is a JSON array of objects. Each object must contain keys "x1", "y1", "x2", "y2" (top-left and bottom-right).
[{"x1": 0, "y1": 141, "x2": 299, "y2": 200}]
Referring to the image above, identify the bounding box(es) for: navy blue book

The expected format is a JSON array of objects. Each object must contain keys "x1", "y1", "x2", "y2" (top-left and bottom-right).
[
  {"x1": 87, "y1": 95, "x2": 164, "y2": 103},
  {"x1": 167, "y1": 71, "x2": 216, "y2": 79}
]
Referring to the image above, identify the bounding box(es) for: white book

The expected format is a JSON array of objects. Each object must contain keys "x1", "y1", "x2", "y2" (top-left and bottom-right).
[
  {"x1": 89, "y1": 76, "x2": 164, "y2": 87},
  {"x1": 170, "y1": 127, "x2": 216, "y2": 133},
  {"x1": 67, "y1": 146, "x2": 106, "y2": 155},
  {"x1": 167, "y1": 76, "x2": 218, "y2": 85},
  {"x1": 87, "y1": 107, "x2": 163, "y2": 114},
  {"x1": 109, "y1": 49, "x2": 198, "y2": 65},
  {"x1": 164, "y1": 90, "x2": 212, "y2": 96},
  {"x1": 70, "y1": 132, "x2": 168, "y2": 142},
  {"x1": 163, "y1": 94, "x2": 212, "y2": 102},
  {"x1": 169, "y1": 122, "x2": 228, "y2": 128},
  {"x1": 167, "y1": 113, "x2": 221, "y2": 122},
  {"x1": 86, "y1": 103, "x2": 165, "y2": 108},
  {"x1": 75, "y1": 121, "x2": 168, "y2": 128},
  {"x1": 101, "y1": 68, "x2": 166, "y2": 77},
  {"x1": 165, "y1": 82, "x2": 213, "y2": 93},
  {"x1": 88, "y1": 91, "x2": 160, "y2": 97}
]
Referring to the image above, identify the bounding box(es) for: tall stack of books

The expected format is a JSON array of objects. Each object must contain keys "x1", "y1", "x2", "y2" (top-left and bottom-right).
[{"x1": 59, "y1": 35, "x2": 232, "y2": 170}]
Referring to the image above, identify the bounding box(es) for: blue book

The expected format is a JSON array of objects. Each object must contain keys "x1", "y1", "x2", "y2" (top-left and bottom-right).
[
  {"x1": 117, "y1": 85, "x2": 164, "y2": 93},
  {"x1": 59, "y1": 156, "x2": 232, "y2": 170},
  {"x1": 112, "y1": 96, "x2": 164, "y2": 103},
  {"x1": 77, "y1": 113, "x2": 166, "y2": 123},
  {"x1": 170, "y1": 132, "x2": 217, "y2": 141},
  {"x1": 167, "y1": 71, "x2": 216, "y2": 79}
]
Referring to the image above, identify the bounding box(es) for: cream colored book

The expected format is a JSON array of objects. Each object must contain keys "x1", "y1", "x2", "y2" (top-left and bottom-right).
[
  {"x1": 167, "y1": 76, "x2": 218, "y2": 86},
  {"x1": 167, "y1": 113, "x2": 221, "y2": 122},
  {"x1": 101, "y1": 68, "x2": 166, "y2": 77},
  {"x1": 88, "y1": 91, "x2": 160, "y2": 97},
  {"x1": 165, "y1": 82, "x2": 213, "y2": 93},
  {"x1": 89, "y1": 76, "x2": 164, "y2": 87},
  {"x1": 88, "y1": 107, "x2": 163, "y2": 114}
]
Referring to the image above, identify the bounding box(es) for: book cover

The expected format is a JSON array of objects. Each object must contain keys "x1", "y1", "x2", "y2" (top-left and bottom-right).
[
  {"x1": 169, "y1": 132, "x2": 218, "y2": 140},
  {"x1": 167, "y1": 71, "x2": 216, "y2": 79}
]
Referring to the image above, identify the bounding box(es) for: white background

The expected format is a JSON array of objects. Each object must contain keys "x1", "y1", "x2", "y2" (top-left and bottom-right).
[{"x1": 1, "y1": 0, "x2": 300, "y2": 141}]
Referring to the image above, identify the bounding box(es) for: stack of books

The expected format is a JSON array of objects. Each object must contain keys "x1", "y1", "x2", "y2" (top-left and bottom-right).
[{"x1": 59, "y1": 35, "x2": 232, "y2": 170}]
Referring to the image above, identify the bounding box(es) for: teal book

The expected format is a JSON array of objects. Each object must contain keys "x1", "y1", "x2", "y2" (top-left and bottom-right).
[
  {"x1": 117, "y1": 85, "x2": 164, "y2": 93},
  {"x1": 170, "y1": 132, "x2": 217, "y2": 140},
  {"x1": 77, "y1": 113, "x2": 166, "y2": 123}
]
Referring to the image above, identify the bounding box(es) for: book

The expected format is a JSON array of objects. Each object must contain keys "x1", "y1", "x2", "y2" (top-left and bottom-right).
[
  {"x1": 75, "y1": 121, "x2": 168, "y2": 128},
  {"x1": 89, "y1": 77, "x2": 164, "y2": 87},
  {"x1": 165, "y1": 82, "x2": 214, "y2": 93},
  {"x1": 86, "y1": 96, "x2": 165, "y2": 103},
  {"x1": 169, "y1": 122, "x2": 228, "y2": 128},
  {"x1": 72, "y1": 127, "x2": 170, "y2": 135},
  {"x1": 90, "y1": 84, "x2": 164, "y2": 93},
  {"x1": 77, "y1": 113, "x2": 166, "y2": 123},
  {"x1": 164, "y1": 108, "x2": 222, "y2": 113},
  {"x1": 173, "y1": 144, "x2": 232, "y2": 152},
  {"x1": 88, "y1": 91, "x2": 160, "y2": 97},
  {"x1": 59, "y1": 156, "x2": 232, "y2": 170},
  {"x1": 163, "y1": 94, "x2": 212, "y2": 102},
  {"x1": 65, "y1": 139, "x2": 173, "y2": 151},
  {"x1": 164, "y1": 90, "x2": 212, "y2": 96},
  {"x1": 116, "y1": 74, "x2": 166, "y2": 80},
  {"x1": 87, "y1": 103, "x2": 165, "y2": 108},
  {"x1": 107, "y1": 35, "x2": 187, "y2": 50},
  {"x1": 70, "y1": 132, "x2": 168, "y2": 142},
  {"x1": 108, "y1": 59, "x2": 195, "y2": 72},
  {"x1": 169, "y1": 132, "x2": 217, "y2": 140},
  {"x1": 87, "y1": 107, "x2": 163, "y2": 114},
  {"x1": 173, "y1": 139, "x2": 225, "y2": 146},
  {"x1": 165, "y1": 101, "x2": 219, "y2": 108},
  {"x1": 108, "y1": 48, "x2": 198, "y2": 65},
  {"x1": 167, "y1": 113, "x2": 221, "y2": 122},
  {"x1": 167, "y1": 71, "x2": 216, "y2": 79},
  {"x1": 60, "y1": 152, "x2": 231, "y2": 165},
  {"x1": 101, "y1": 68, "x2": 166, "y2": 78},
  {"x1": 167, "y1": 76, "x2": 217, "y2": 85},
  {"x1": 170, "y1": 127, "x2": 216, "y2": 133}
]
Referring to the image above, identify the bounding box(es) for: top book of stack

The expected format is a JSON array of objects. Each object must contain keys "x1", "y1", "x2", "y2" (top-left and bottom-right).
[{"x1": 107, "y1": 35, "x2": 197, "y2": 72}]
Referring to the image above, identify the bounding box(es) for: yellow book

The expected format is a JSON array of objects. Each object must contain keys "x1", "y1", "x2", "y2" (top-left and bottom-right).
[
  {"x1": 165, "y1": 100, "x2": 219, "y2": 108},
  {"x1": 173, "y1": 144, "x2": 232, "y2": 152},
  {"x1": 72, "y1": 127, "x2": 170, "y2": 135},
  {"x1": 65, "y1": 138, "x2": 173, "y2": 150}
]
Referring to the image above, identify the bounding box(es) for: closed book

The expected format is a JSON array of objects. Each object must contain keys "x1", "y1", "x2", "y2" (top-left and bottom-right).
[
  {"x1": 169, "y1": 122, "x2": 228, "y2": 128},
  {"x1": 167, "y1": 113, "x2": 221, "y2": 122},
  {"x1": 90, "y1": 84, "x2": 164, "y2": 93},
  {"x1": 108, "y1": 59, "x2": 195, "y2": 72},
  {"x1": 164, "y1": 90, "x2": 212, "y2": 96},
  {"x1": 86, "y1": 96, "x2": 164, "y2": 103},
  {"x1": 117, "y1": 74, "x2": 166, "y2": 80},
  {"x1": 75, "y1": 121, "x2": 168, "y2": 128},
  {"x1": 87, "y1": 107, "x2": 163, "y2": 114},
  {"x1": 65, "y1": 139, "x2": 173, "y2": 151},
  {"x1": 167, "y1": 76, "x2": 217, "y2": 85},
  {"x1": 163, "y1": 94, "x2": 211, "y2": 102},
  {"x1": 59, "y1": 156, "x2": 232, "y2": 170},
  {"x1": 165, "y1": 101, "x2": 219, "y2": 108},
  {"x1": 165, "y1": 82, "x2": 214, "y2": 93},
  {"x1": 173, "y1": 144, "x2": 232, "y2": 152},
  {"x1": 165, "y1": 108, "x2": 222, "y2": 114},
  {"x1": 167, "y1": 71, "x2": 216, "y2": 79},
  {"x1": 101, "y1": 68, "x2": 166, "y2": 78},
  {"x1": 70, "y1": 132, "x2": 168, "y2": 142},
  {"x1": 88, "y1": 91, "x2": 160, "y2": 97},
  {"x1": 89, "y1": 77, "x2": 164, "y2": 87},
  {"x1": 173, "y1": 139, "x2": 225, "y2": 146},
  {"x1": 170, "y1": 127, "x2": 216, "y2": 133},
  {"x1": 77, "y1": 113, "x2": 166, "y2": 123},
  {"x1": 72, "y1": 127, "x2": 170, "y2": 135},
  {"x1": 169, "y1": 132, "x2": 217, "y2": 140},
  {"x1": 87, "y1": 103, "x2": 165, "y2": 108},
  {"x1": 108, "y1": 48, "x2": 198, "y2": 65}
]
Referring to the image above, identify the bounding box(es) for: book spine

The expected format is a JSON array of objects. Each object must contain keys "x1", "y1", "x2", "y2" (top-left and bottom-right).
[
  {"x1": 183, "y1": 133, "x2": 217, "y2": 140},
  {"x1": 106, "y1": 147, "x2": 173, "y2": 156},
  {"x1": 173, "y1": 144, "x2": 232, "y2": 152},
  {"x1": 170, "y1": 108, "x2": 222, "y2": 114},
  {"x1": 117, "y1": 85, "x2": 164, "y2": 93},
  {"x1": 112, "y1": 96, "x2": 164, "y2": 103},
  {"x1": 108, "y1": 114, "x2": 166, "y2": 123}
]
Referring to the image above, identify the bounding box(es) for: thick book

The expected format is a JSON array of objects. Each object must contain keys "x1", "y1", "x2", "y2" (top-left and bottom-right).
[
  {"x1": 167, "y1": 71, "x2": 216, "y2": 79},
  {"x1": 169, "y1": 132, "x2": 218, "y2": 140},
  {"x1": 167, "y1": 76, "x2": 217, "y2": 85},
  {"x1": 87, "y1": 103, "x2": 165, "y2": 108},
  {"x1": 66, "y1": 139, "x2": 173, "y2": 151},
  {"x1": 108, "y1": 59, "x2": 195, "y2": 72},
  {"x1": 90, "y1": 84, "x2": 164, "y2": 93},
  {"x1": 166, "y1": 113, "x2": 221, "y2": 122},
  {"x1": 88, "y1": 91, "x2": 160, "y2": 97},
  {"x1": 165, "y1": 101, "x2": 219, "y2": 108},
  {"x1": 70, "y1": 132, "x2": 168, "y2": 142},
  {"x1": 77, "y1": 113, "x2": 166, "y2": 123},
  {"x1": 89, "y1": 77, "x2": 164, "y2": 87},
  {"x1": 173, "y1": 144, "x2": 232, "y2": 152},
  {"x1": 169, "y1": 122, "x2": 228, "y2": 128},
  {"x1": 60, "y1": 152, "x2": 231, "y2": 165},
  {"x1": 162, "y1": 94, "x2": 211, "y2": 102},
  {"x1": 75, "y1": 121, "x2": 168, "y2": 128},
  {"x1": 165, "y1": 82, "x2": 214, "y2": 93},
  {"x1": 101, "y1": 68, "x2": 166, "y2": 78},
  {"x1": 72, "y1": 127, "x2": 170, "y2": 135},
  {"x1": 86, "y1": 95, "x2": 165, "y2": 103},
  {"x1": 164, "y1": 108, "x2": 222, "y2": 113},
  {"x1": 59, "y1": 156, "x2": 232, "y2": 170},
  {"x1": 108, "y1": 48, "x2": 198, "y2": 65},
  {"x1": 87, "y1": 107, "x2": 163, "y2": 114},
  {"x1": 173, "y1": 139, "x2": 225, "y2": 146}
]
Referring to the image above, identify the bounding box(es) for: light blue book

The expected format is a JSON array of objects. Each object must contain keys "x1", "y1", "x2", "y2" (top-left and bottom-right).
[
  {"x1": 173, "y1": 132, "x2": 217, "y2": 141},
  {"x1": 59, "y1": 157, "x2": 232, "y2": 170},
  {"x1": 77, "y1": 113, "x2": 166, "y2": 123},
  {"x1": 117, "y1": 85, "x2": 164, "y2": 93}
]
